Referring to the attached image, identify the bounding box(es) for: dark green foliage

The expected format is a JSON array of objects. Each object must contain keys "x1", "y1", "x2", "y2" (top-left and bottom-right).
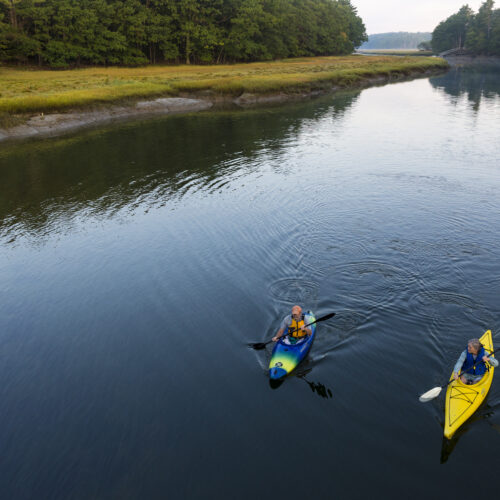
[
  {"x1": 0, "y1": 0, "x2": 367, "y2": 67},
  {"x1": 466, "y1": 0, "x2": 500, "y2": 54},
  {"x1": 360, "y1": 32, "x2": 432, "y2": 50},
  {"x1": 417, "y1": 41, "x2": 432, "y2": 51},
  {"x1": 432, "y1": 5, "x2": 474, "y2": 53},
  {"x1": 431, "y1": 1, "x2": 500, "y2": 55}
]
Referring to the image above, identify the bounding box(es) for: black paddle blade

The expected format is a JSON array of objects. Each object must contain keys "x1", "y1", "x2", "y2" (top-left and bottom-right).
[
  {"x1": 316, "y1": 312, "x2": 336, "y2": 322},
  {"x1": 249, "y1": 342, "x2": 268, "y2": 350}
]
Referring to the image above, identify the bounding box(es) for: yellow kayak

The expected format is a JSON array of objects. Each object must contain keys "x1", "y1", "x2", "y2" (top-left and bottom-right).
[{"x1": 444, "y1": 330, "x2": 495, "y2": 439}]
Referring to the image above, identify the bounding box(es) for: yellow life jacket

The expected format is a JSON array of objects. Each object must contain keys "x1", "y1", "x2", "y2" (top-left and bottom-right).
[{"x1": 288, "y1": 316, "x2": 306, "y2": 338}]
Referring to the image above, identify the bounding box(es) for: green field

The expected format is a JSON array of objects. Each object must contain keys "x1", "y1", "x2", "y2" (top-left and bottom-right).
[{"x1": 0, "y1": 55, "x2": 447, "y2": 117}]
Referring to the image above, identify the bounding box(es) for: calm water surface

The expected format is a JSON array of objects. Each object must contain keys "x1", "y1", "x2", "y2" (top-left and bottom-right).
[{"x1": 1, "y1": 66, "x2": 500, "y2": 498}]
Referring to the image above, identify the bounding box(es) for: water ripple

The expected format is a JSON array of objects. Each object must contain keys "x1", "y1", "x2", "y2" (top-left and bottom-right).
[
  {"x1": 268, "y1": 277, "x2": 319, "y2": 305},
  {"x1": 325, "y1": 260, "x2": 419, "y2": 311}
]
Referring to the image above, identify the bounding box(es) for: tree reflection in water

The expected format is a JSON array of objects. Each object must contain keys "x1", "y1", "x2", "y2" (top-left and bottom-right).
[{"x1": 429, "y1": 65, "x2": 500, "y2": 112}]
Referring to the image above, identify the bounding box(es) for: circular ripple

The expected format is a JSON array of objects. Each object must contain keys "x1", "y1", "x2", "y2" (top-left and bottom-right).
[
  {"x1": 413, "y1": 291, "x2": 478, "y2": 309},
  {"x1": 268, "y1": 277, "x2": 319, "y2": 305},
  {"x1": 329, "y1": 310, "x2": 366, "y2": 334},
  {"x1": 408, "y1": 290, "x2": 485, "y2": 325},
  {"x1": 325, "y1": 260, "x2": 417, "y2": 311}
]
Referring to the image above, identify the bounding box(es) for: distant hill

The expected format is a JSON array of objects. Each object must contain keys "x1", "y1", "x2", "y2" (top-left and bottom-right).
[{"x1": 360, "y1": 32, "x2": 432, "y2": 49}]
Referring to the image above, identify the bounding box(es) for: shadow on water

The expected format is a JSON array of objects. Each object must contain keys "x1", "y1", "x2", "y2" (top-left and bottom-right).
[
  {"x1": 0, "y1": 91, "x2": 360, "y2": 243},
  {"x1": 269, "y1": 378, "x2": 285, "y2": 390},
  {"x1": 429, "y1": 65, "x2": 500, "y2": 111},
  {"x1": 440, "y1": 401, "x2": 494, "y2": 464},
  {"x1": 269, "y1": 367, "x2": 333, "y2": 399},
  {"x1": 299, "y1": 376, "x2": 333, "y2": 399}
]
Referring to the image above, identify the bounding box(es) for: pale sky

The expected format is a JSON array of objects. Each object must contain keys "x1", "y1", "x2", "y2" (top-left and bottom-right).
[{"x1": 352, "y1": 0, "x2": 486, "y2": 34}]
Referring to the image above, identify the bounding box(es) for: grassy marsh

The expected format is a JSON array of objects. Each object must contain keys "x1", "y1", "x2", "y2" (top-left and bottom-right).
[{"x1": 0, "y1": 55, "x2": 447, "y2": 116}]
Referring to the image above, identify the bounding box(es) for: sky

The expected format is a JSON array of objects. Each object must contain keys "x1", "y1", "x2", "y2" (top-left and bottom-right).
[{"x1": 352, "y1": 0, "x2": 486, "y2": 34}]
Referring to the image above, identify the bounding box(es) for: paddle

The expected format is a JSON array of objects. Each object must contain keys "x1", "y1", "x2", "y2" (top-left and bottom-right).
[
  {"x1": 419, "y1": 347, "x2": 500, "y2": 402},
  {"x1": 249, "y1": 312, "x2": 336, "y2": 350}
]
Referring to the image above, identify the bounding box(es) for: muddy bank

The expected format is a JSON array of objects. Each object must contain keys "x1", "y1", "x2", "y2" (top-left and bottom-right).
[
  {"x1": 0, "y1": 67, "x2": 446, "y2": 143},
  {"x1": 0, "y1": 98, "x2": 214, "y2": 142}
]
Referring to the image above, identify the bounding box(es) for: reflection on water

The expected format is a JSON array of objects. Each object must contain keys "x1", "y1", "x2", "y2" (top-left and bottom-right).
[
  {"x1": 297, "y1": 368, "x2": 333, "y2": 399},
  {"x1": 440, "y1": 402, "x2": 494, "y2": 464},
  {"x1": 430, "y1": 66, "x2": 500, "y2": 111},
  {"x1": 269, "y1": 378, "x2": 285, "y2": 390},
  {"x1": 268, "y1": 366, "x2": 333, "y2": 399},
  {"x1": 0, "y1": 92, "x2": 359, "y2": 243}
]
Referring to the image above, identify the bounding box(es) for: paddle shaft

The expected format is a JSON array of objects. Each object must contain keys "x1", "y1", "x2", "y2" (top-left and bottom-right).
[
  {"x1": 279, "y1": 313, "x2": 334, "y2": 339},
  {"x1": 249, "y1": 312, "x2": 335, "y2": 349}
]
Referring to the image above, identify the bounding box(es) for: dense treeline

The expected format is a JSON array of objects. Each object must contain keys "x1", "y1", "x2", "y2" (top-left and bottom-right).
[
  {"x1": 432, "y1": 0, "x2": 500, "y2": 54},
  {"x1": 0, "y1": 0, "x2": 366, "y2": 67},
  {"x1": 359, "y1": 32, "x2": 431, "y2": 50}
]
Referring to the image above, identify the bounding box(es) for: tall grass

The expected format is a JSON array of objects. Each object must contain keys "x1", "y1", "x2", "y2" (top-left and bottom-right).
[{"x1": 0, "y1": 56, "x2": 448, "y2": 115}]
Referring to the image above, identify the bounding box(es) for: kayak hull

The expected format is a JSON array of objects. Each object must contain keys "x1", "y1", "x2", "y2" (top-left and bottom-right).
[
  {"x1": 269, "y1": 311, "x2": 316, "y2": 380},
  {"x1": 444, "y1": 330, "x2": 495, "y2": 439}
]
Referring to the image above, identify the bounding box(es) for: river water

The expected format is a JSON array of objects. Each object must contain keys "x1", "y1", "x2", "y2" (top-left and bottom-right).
[{"x1": 1, "y1": 66, "x2": 500, "y2": 498}]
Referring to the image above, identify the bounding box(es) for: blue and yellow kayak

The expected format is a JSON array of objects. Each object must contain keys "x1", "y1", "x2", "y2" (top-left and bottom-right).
[{"x1": 269, "y1": 311, "x2": 316, "y2": 379}]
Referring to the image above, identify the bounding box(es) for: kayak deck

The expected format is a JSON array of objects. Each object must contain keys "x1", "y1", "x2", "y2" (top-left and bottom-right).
[{"x1": 444, "y1": 330, "x2": 495, "y2": 439}]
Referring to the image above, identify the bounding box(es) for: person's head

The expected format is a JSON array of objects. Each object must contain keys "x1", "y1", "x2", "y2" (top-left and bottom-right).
[
  {"x1": 291, "y1": 305, "x2": 302, "y2": 320},
  {"x1": 467, "y1": 338, "x2": 482, "y2": 354}
]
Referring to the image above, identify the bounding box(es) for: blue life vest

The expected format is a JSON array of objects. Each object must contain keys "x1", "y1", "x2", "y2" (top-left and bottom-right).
[{"x1": 462, "y1": 346, "x2": 487, "y2": 376}]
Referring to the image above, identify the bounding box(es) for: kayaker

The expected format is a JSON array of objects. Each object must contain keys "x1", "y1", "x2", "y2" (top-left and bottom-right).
[
  {"x1": 272, "y1": 305, "x2": 312, "y2": 343},
  {"x1": 453, "y1": 338, "x2": 499, "y2": 384}
]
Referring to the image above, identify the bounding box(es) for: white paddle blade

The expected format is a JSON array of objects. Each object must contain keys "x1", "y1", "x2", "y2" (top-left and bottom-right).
[{"x1": 419, "y1": 387, "x2": 442, "y2": 402}]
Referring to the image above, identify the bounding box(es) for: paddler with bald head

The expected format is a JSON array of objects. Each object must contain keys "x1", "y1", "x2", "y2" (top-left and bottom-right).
[{"x1": 272, "y1": 305, "x2": 312, "y2": 343}]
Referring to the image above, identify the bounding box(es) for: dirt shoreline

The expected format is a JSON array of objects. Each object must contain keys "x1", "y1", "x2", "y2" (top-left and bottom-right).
[{"x1": 0, "y1": 68, "x2": 446, "y2": 143}]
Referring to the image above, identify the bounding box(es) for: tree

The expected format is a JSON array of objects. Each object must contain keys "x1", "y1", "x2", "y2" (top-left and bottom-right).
[
  {"x1": 171, "y1": 0, "x2": 223, "y2": 64},
  {"x1": 466, "y1": 0, "x2": 495, "y2": 53},
  {"x1": 0, "y1": 0, "x2": 22, "y2": 28},
  {"x1": 337, "y1": 0, "x2": 367, "y2": 49},
  {"x1": 431, "y1": 5, "x2": 474, "y2": 53},
  {"x1": 417, "y1": 41, "x2": 432, "y2": 50}
]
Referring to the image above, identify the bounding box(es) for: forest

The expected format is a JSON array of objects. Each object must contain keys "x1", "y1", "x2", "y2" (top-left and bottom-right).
[
  {"x1": 0, "y1": 0, "x2": 367, "y2": 67},
  {"x1": 432, "y1": 0, "x2": 500, "y2": 55}
]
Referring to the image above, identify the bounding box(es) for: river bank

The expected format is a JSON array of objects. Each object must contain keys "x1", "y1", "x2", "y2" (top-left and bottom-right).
[{"x1": 0, "y1": 56, "x2": 447, "y2": 142}]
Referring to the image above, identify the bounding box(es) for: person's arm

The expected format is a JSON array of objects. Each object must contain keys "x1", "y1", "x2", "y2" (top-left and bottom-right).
[
  {"x1": 272, "y1": 328, "x2": 285, "y2": 342},
  {"x1": 483, "y1": 354, "x2": 499, "y2": 367},
  {"x1": 453, "y1": 350, "x2": 466, "y2": 379},
  {"x1": 273, "y1": 316, "x2": 291, "y2": 342}
]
